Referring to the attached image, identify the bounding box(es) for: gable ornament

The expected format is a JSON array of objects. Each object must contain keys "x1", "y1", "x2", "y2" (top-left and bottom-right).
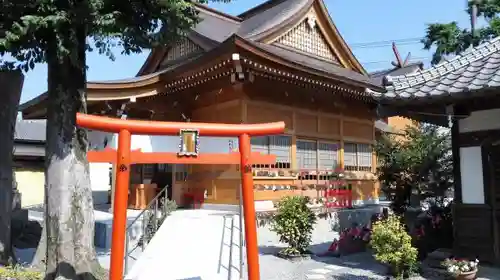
[{"x1": 307, "y1": 13, "x2": 317, "y2": 29}]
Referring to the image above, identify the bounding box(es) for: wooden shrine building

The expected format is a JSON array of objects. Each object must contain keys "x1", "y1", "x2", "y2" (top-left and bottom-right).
[
  {"x1": 20, "y1": 0, "x2": 386, "y2": 207},
  {"x1": 372, "y1": 36, "x2": 500, "y2": 264}
]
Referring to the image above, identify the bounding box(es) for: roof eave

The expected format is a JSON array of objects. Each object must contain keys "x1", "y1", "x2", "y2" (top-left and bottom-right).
[
  {"x1": 234, "y1": 36, "x2": 383, "y2": 92},
  {"x1": 315, "y1": 0, "x2": 367, "y2": 75},
  {"x1": 248, "y1": 0, "x2": 314, "y2": 42}
]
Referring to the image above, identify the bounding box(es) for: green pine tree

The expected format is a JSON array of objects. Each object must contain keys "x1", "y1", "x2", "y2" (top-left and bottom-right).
[{"x1": 422, "y1": 0, "x2": 500, "y2": 64}]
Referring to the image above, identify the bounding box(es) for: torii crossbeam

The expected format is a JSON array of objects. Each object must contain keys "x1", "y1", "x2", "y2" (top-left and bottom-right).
[{"x1": 77, "y1": 113, "x2": 285, "y2": 280}]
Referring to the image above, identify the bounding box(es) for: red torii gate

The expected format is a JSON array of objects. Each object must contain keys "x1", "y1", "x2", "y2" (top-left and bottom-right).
[{"x1": 77, "y1": 113, "x2": 285, "y2": 280}]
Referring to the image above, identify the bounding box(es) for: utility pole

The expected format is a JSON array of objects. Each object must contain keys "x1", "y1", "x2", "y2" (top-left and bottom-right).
[{"x1": 471, "y1": 0, "x2": 478, "y2": 37}]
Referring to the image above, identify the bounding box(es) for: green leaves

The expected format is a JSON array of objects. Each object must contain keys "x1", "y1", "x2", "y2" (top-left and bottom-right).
[
  {"x1": 271, "y1": 196, "x2": 317, "y2": 255},
  {"x1": 423, "y1": 0, "x2": 500, "y2": 65},
  {"x1": 375, "y1": 124, "x2": 452, "y2": 213},
  {"x1": 0, "y1": 0, "x2": 230, "y2": 71},
  {"x1": 370, "y1": 215, "x2": 418, "y2": 278}
]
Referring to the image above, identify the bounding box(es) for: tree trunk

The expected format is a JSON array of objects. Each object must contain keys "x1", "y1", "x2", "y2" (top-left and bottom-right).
[
  {"x1": 40, "y1": 28, "x2": 107, "y2": 280},
  {"x1": 0, "y1": 70, "x2": 24, "y2": 265}
]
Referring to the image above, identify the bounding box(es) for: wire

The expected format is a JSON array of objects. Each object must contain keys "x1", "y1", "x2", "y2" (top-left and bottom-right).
[
  {"x1": 350, "y1": 37, "x2": 424, "y2": 49},
  {"x1": 361, "y1": 57, "x2": 431, "y2": 66}
]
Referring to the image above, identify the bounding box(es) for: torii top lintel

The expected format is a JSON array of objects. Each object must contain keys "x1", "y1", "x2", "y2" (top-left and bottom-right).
[{"x1": 76, "y1": 113, "x2": 285, "y2": 137}]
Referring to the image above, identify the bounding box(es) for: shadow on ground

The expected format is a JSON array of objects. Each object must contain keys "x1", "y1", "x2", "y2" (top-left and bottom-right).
[
  {"x1": 309, "y1": 246, "x2": 389, "y2": 277},
  {"x1": 258, "y1": 245, "x2": 283, "y2": 255},
  {"x1": 331, "y1": 274, "x2": 385, "y2": 280}
]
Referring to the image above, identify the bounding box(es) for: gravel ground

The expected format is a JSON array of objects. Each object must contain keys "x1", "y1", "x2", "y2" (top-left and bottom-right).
[
  {"x1": 254, "y1": 217, "x2": 434, "y2": 280},
  {"x1": 253, "y1": 218, "x2": 500, "y2": 280},
  {"x1": 254, "y1": 218, "x2": 393, "y2": 280}
]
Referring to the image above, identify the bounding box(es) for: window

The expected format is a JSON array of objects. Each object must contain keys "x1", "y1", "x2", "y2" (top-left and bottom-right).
[
  {"x1": 251, "y1": 135, "x2": 291, "y2": 168},
  {"x1": 296, "y1": 140, "x2": 317, "y2": 170},
  {"x1": 296, "y1": 140, "x2": 339, "y2": 170},
  {"x1": 344, "y1": 142, "x2": 372, "y2": 171},
  {"x1": 318, "y1": 142, "x2": 339, "y2": 170}
]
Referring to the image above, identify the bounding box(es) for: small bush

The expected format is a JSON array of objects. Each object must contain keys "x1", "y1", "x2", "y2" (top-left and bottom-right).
[
  {"x1": 0, "y1": 266, "x2": 43, "y2": 280},
  {"x1": 411, "y1": 201, "x2": 454, "y2": 260},
  {"x1": 271, "y1": 196, "x2": 317, "y2": 256},
  {"x1": 370, "y1": 215, "x2": 418, "y2": 279}
]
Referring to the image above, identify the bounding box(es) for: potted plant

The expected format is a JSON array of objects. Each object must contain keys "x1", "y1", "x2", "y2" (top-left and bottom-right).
[
  {"x1": 270, "y1": 196, "x2": 317, "y2": 261},
  {"x1": 441, "y1": 258, "x2": 479, "y2": 280},
  {"x1": 370, "y1": 215, "x2": 418, "y2": 279}
]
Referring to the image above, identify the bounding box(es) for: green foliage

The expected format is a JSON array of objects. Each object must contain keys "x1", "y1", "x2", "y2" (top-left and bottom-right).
[
  {"x1": 370, "y1": 215, "x2": 418, "y2": 279},
  {"x1": 270, "y1": 196, "x2": 317, "y2": 256},
  {"x1": 0, "y1": 0, "x2": 230, "y2": 71},
  {"x1": 375, "y1": 123, "x2": 452, "y2": 214},
  {"x1": 0, "y1": 265, "x2": 43, "y2": 280},
  {"x1": 423, "y1": 0, "x2": 500, "y2": 64}
]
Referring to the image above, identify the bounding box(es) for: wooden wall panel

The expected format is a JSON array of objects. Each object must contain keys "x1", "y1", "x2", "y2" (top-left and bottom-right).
[
  {"x1": 342, "y1": 101, "x2": 374, "y2": 120},
  {"x1": 347, "y1": 179, "x2": 378, "y2": 201},
  {"x1": 247, "y1": 103, "x2": 293, "y2": 129},
  {"x1": 319, "y1": 116, "x2": 340, "y2": 136},
  {"x1": 211, "y1": 179, "x2": 240, "y2": 204},
  {"x1": 453, "y1": 204, "x2": 496, "y2": 263},
  {"x1": 295, "y1": 112, "x2": 318, "y2": 135},
  {"x1": 191, "y1": 100, "x2": 242, "y2": 124},
  {"x1": 185, "y1": 96, "x2": 378, "y2": 205},
  {"x1": 343, "y1": 121, "x2": 373, "y2": 140},
  {"x1": 192, "y1": 106, "x2": 216, "y2": 122},
  {"x1": 214, "y1": 104, "x2": 241, "y2": 123}
]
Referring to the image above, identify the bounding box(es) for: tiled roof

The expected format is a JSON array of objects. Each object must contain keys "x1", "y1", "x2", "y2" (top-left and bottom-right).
[
  {"x1": 15, "y1": 120, "x2": 46, "y2": 142},
  {"x1": 373, "y1": 36, "x2": 500, "y2": 99},
  {"x1": 189, "y1": 0, "x2": 379, "y2": 88},
  {"x1": 250, "y1": 42, "x2": 378, "y2": 88},
  {"x1": 236, "y1": 0, "x2": 311, "y2": 40},
  {"x1": 374, "y1": 120, "x2": 394, "y2": 133},
  {"x1": 369, "y1": 62, "x2": 423, "y2": 86}
]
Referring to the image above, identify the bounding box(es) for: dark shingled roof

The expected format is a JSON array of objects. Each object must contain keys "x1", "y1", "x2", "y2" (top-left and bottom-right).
[
  {"x1": 236, "y1": 0, "x2": 312, "y2": 39},
  {"x1": 369, "y1": 62, "x2": 423, "y2": 86},
  {"x1": 177, "y1": 0, "x2": 381, "y2": 89},
  {"x1": 250, "y1": 42, "x2": 377, "y2": 88},
  {"x1": 373, "y1": 36, "x2": 500, "y2": 99}
]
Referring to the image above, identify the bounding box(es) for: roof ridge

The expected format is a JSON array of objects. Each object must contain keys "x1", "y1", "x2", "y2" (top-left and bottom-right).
[
  {"x1": 386, "y1": 36, "x2": 500, "y2": 90},
  {"x1": 238, "y1": 0, "x2": 288, "y2": 19},
  {"x1": 194, "y1": 3, "x2": 242, "y2": 22}
]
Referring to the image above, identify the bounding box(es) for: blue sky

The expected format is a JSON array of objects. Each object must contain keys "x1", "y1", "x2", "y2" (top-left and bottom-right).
[{"x1": 18, "y1": 0, "x2": 471, "y2": 104}]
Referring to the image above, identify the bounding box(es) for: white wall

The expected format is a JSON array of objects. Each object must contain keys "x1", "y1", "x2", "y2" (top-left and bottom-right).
[
  {"x1": 88, "y1": 130, "x2": 113, "y2": 205},
  {"x1": 90, "y1": 163, "x2": 111, "y2": 205},
  {"x1": 457, "y1": 109, "x2": 500, "y2": 204},
  {"x1": 459, "y1": 147, "x2": 485, "y2": 204}
]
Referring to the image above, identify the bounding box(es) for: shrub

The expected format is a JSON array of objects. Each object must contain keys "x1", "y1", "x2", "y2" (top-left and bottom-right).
[
  {"x1": 370, "y1": 215, "x2": 418, "y2": 279},
  {"x1": 0, "y1": 266, "x2": 43, "y2": 280},
  {"x1": 410, "y1": 200, "x2": 454, "y2": 260},
  {"x1": 271, "y1": 196, "x2": 317, "y2": 256}
]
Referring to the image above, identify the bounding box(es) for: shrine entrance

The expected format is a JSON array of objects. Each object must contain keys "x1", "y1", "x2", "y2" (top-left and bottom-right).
[{"x1": 78, "y1": 113, "x2": 284, "y2": 280}]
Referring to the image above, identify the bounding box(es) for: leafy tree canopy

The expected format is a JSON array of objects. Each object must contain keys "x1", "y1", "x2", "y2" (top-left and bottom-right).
[
  {"x1": 0, "y1": 0, "x2": 229, "y2": 71},
  {"x1": 423, "y1": 0, "x2": 500, "y2": 64},
  {"x1": 375, "y1": 123, "x2": 453, "y2": 214}
]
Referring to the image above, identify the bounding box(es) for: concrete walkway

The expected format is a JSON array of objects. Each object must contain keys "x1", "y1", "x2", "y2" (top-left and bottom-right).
[{"x1": 125, "y1": 209, "x2": 242, "y2": 280}]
